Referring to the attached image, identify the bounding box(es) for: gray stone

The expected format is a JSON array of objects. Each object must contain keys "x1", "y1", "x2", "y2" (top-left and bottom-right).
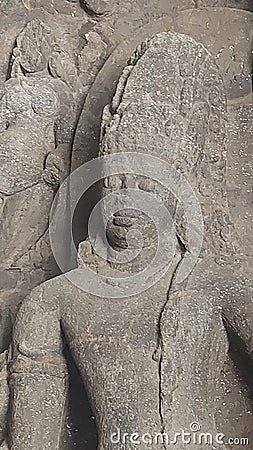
[
  {"x1": 3, "y1": 31, "x2": 252, "y2": 449},
  {"x1": 0, "y1": 4, "x2": 113, "y2": 445},
  {"x1": 70, "y1": 6, "x2": 253, "y2": 449},
  {"x1": 0, "y1": 2, "x2": 251, "y2": 449},
  {"x1": 199, "y1": 0, "x2": 253, "y2": 10},
  {"x1": 0, "y1": 0, "x2": 111, "y2": 358}
]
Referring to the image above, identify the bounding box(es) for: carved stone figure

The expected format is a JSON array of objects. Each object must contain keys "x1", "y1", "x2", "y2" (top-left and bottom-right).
[
  {"x1": 0, "y1": 31, "x2": 251, "y2": 449},
  {"x1": 0, "y1": 3, "x2": 110, "y2": 445},
  {"x1": 0, "y1": 74, "x2": 67, "y2": 340},
  {"x1": 0, "y1": 1, "x2": 252, "y2": 449},
  {"x1": 0, "y1": 0, "x2": 109, "y2": 360}
]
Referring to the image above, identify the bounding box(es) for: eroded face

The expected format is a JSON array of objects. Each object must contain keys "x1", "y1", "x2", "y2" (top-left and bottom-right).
[{"x1": 102, "y1": 173, "x2": 173, "y2": 254}]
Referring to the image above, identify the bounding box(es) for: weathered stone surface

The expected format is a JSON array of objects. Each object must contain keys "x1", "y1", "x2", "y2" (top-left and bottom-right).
[
  {"x1": 72, "y1": 7, "x2": 253, "y2": 168},
  {"x1": 227, "y1": 103, "x2": 253, "y2": 256},
  {"x1": 199, "y1": 0, "x2": 253, "y2": 10},
  {"x1": 0, "y1": 0, "x2": 111, "y2": 360},
  {"x1": 0, "y1": 0, "x2": 209, "y2": 365},
  {"x1": 100, "y1": 30, "x2": 252, "y2": 442},
  {"x1": 0, "y1": 3, "x2": 114, "y2": 446},
  {"x1": 176, "y1": 8, "x2": 253, "y2": 98},
  {"x1": 0, "y1": 0, "x2": 250, "y2": 356},
  {"x1": 0, "y1": 2, "x2": 251, "y2": 449},
  {"x1": 70, "y1": 10, "x2": 253, "y2": 447},
  {"x1": 3, "y1": 31, "x2": 252, "y2": 449},
  {"x1": 0, "y1": 351, "x2": 9, "y2": 444}
]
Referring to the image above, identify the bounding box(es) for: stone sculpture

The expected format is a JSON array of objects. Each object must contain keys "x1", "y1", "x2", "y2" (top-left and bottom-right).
[
  {"x1": 0, "y1": 74, "x2": 66, "y2": 345},
  {"x1": 0, "y1": 3, "x2": 109, "y2": 444},
  {"x1": 0, "y1": 0, "x2": 111, "y2": 358},
  {"x1": 0, "y1": 31, "x2": 251, "y2": 449}
]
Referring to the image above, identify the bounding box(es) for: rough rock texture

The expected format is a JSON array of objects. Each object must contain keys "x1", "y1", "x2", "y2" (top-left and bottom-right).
[
  {"x1": 0, "y1": 1, "x2": 112, "y2": 446},
  {"x1": 70, "y1": 8, "x2": 253, "y2": 445},
  {"x1": 4, "y1": 0, "x2": 250, "y2": 358},
  {"x1": 0, "y1": 2, "x2": 252, "y2": 449},
  {"x1": 99, "y1": 30, "x2": 253, "y2": 446},
  {"x1": 72, "y1": 7, "x2": 253, "y2": 168},
  {"x1": 0, "y1": 0, "x2": 251, "y2": 352},
  {"x1": 2, "y1": 31, "x2": 252, "y2": 450},
  {"x1": 199, "y1": 0, "x2": 253, "y2": 9},
  {"x1": 0, "y1": 0, "x2": 108, "y2": 355}
]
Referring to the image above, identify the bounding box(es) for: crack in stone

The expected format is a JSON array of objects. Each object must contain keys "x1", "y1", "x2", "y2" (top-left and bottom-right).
[
  {"x1": 155, "y1": 247, "x2": 185, "y2": 449},
  {"x1": 0, "y1": 180, "x2": 41, "y2": 198},
  {"x1": 5, "y1": 41, "x2": 16, "y2": 81}
]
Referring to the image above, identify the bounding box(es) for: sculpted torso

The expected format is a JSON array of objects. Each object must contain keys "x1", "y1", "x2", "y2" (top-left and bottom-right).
[
  {"x1": 2, "y1": 32, "x2": 252, "y2": 450},
  {"x1": 0, "y1": 79, "x2": 59, "y2": 195}
]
